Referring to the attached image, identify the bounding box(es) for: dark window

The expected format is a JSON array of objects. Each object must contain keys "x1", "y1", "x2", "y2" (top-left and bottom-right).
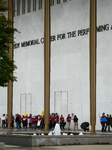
[
  {"x1": 39, "y1": 0, "x2": 42, "y2": 9},
  {"x1": 13, "y1": 0, "x2": 15, "y2": 17},
  {"x1": 33, "y1": 0, "x2": 36, "y2": 11},
  {"x1": 63, "y1": 0, "x2": 67, "y2": 2},
  {"x1": 50, "y1": 0, "x2": 54, "y2": 6},
  {"x1": 22, "y1": 0, "x2": 25, "y2": 14},
  {"x1": 17, "y1": 0, "x2": 20, "y2": 16},
  {"x1": 57, "y1": 0, "x2": 60, "y2": 4},
  {"x1": 27, "y1": 0, "x2": 31, "y2": 13}
]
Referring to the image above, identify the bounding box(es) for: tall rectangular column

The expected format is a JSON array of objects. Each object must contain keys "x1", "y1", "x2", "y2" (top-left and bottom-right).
[
  {"x1": 7, "y1": 0, "x2": 13, "y2": 129},
  {"x1": 44, "y1": 0, "x2": 51, "y2": 131},
  {"x1": 90, "y1": 0, "x2": 97, "y2": 133}
]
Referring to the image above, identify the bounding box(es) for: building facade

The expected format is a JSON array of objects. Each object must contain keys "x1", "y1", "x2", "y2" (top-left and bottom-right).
[{"x1": 0, "y1": 0, "x2": 112, "y2": 129}]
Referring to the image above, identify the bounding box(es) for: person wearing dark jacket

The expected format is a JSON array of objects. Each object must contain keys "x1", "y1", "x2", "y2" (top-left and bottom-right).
[
  {"x1": 72, "y1": 115, "x2": 78, "y2": 131},
  {"x1": 80, "y1": 122, "x2": 89, "y2": 132},
  {"x1": 16, "y1": 115, "x2": 19, "y2": 129},
  {"x1": 105, "y1": 114, "x2": 110, "y2": 132},
  {"x1": 109, "y1": 115, "x2": 112, "y2": 127}
]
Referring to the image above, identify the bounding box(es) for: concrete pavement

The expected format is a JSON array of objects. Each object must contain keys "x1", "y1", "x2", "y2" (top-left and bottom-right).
[{"x1": 5, "y1": 145, "x2": 112, "y2": 150}]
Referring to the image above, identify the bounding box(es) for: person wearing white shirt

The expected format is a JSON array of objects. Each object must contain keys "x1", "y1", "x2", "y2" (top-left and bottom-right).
[{"x1": 1, "y1": 114, "x2": 6, "y2": 128}]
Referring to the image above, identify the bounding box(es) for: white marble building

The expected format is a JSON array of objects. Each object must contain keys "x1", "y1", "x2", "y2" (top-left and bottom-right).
[{"x1": 0, "y1": 0, "x2": 112, "y2": 130}]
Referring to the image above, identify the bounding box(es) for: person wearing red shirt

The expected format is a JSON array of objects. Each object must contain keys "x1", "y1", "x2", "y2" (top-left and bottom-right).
[
  {"x1": 49, "y1": 114, "x2": 52, "y2": 129},
  {"x1": 60, "y1": 115, "x2": 65, "y2": 130},
  {"x1": 11, "y1": 115, "x2": 14, "y2": 128},
  {"x1": 18, "y1": 115, "x2": 22, "y2": 129},
  {"x1": 52, "y1": 114, "x2": 57, "y2": 128},
  {"x1": 23, "y1": 115, "x2": 27, "y2": 128},
  {"x1": 52, "y1": 115, "x2": 54, "y2": 123},
  {"x1": 66, "y1": 114, "x2": 71, "y2": 130},
  {"x1": 56, "y1": 113, "x2": 59, "y2": 123},
  {"x1": 31, "y1": 117, "x2": 35, "y2": 129}
]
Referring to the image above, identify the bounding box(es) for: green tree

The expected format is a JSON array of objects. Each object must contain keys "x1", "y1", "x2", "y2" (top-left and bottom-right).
[{"x1": 0, "y1": 0, "x2": 18, "y2": 87}]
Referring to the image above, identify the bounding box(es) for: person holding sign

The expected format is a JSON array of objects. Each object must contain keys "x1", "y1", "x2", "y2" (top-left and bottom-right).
[{"x1": 100, "y1": 113, "x2": 107, "y2": 132}]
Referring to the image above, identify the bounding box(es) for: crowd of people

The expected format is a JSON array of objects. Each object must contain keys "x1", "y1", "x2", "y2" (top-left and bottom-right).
[
  {"x1": 1, "y1": 112, "x2": 112, "y2": 132},
  {"x1": 1, "y1": 113, "x2": 79, "y2": 131}
]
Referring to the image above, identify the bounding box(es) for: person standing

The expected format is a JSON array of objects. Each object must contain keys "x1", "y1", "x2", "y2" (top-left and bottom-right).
[
  {"x1": 109, "y1": 115, "x2": 112, "y2": 128},
  {"x1": 100, "y1": 113, "x2": 107, "y2": 132},
  {"x1": 1, "y1": 114, "x2": 6, "y2": 128},
  {"x1": 49, "y1": 114, "x2": 52, "y2": 129},
  {"x1": 15, "y1": 114, "x2": 19, "y2": 129},
  {"x1": 105, "y1": 114, "x2": 110, "y2": 132},
  {"x1": 18, "y1": 115, "x2": 22, "y2": 129},
  {"x1": 72, "y1": 115, "x2": 78, "y2": 131},
  {"x1": 37, "y1": 115, "x2": 42, "y2": 129},
  {"x1": 66, "y1": 114, "x2": 71, "y2": 130},
  {"x1": 23, "y1": 115, "x2": 27, "y2": 128},
  {"x1": 31, "y1": 116, "x2": 35, "y2": 129},
  {"x1": 52, "y1": 114, "x2": 58, "y2": 128},
  {"x1": 60, "y1": 115, "x2": 65, "y2": 130},
  {"x1": 21, "y1": 115, "x2": 24, "y2": 128},
  {"x1": 56, "y1": 113, "x2": 59, "y2": 123},
  {"x1": 42, "y1": 115, "x2": 45, "y2": 129},
  {"x1": 5, "y1": 114, "x2": 8, "y2": 128},
  {"x1": 28, "y1": 114, "x2": 32, "y2": 128},
  {"x1": 34, "y1": 116, "x2": 38, "y2": 129},
  {"x1": 11, "y1": 115, "x2": 14, "y2": 128}
]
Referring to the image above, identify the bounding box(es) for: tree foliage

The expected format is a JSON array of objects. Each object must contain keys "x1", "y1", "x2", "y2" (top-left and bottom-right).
[{"x1": 0, "y1": 0, "x2": 18, "y2": 87}]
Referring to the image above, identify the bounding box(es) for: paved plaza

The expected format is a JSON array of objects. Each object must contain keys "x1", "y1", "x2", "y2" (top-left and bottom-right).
[{"x1": 5, "y1": 145, "x2": 112, "y2": 150}]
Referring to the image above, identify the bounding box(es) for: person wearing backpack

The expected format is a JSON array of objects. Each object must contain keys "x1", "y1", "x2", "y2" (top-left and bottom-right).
[{"x1": 72, "y1": 115, "x2": 78, "y2": 131}]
